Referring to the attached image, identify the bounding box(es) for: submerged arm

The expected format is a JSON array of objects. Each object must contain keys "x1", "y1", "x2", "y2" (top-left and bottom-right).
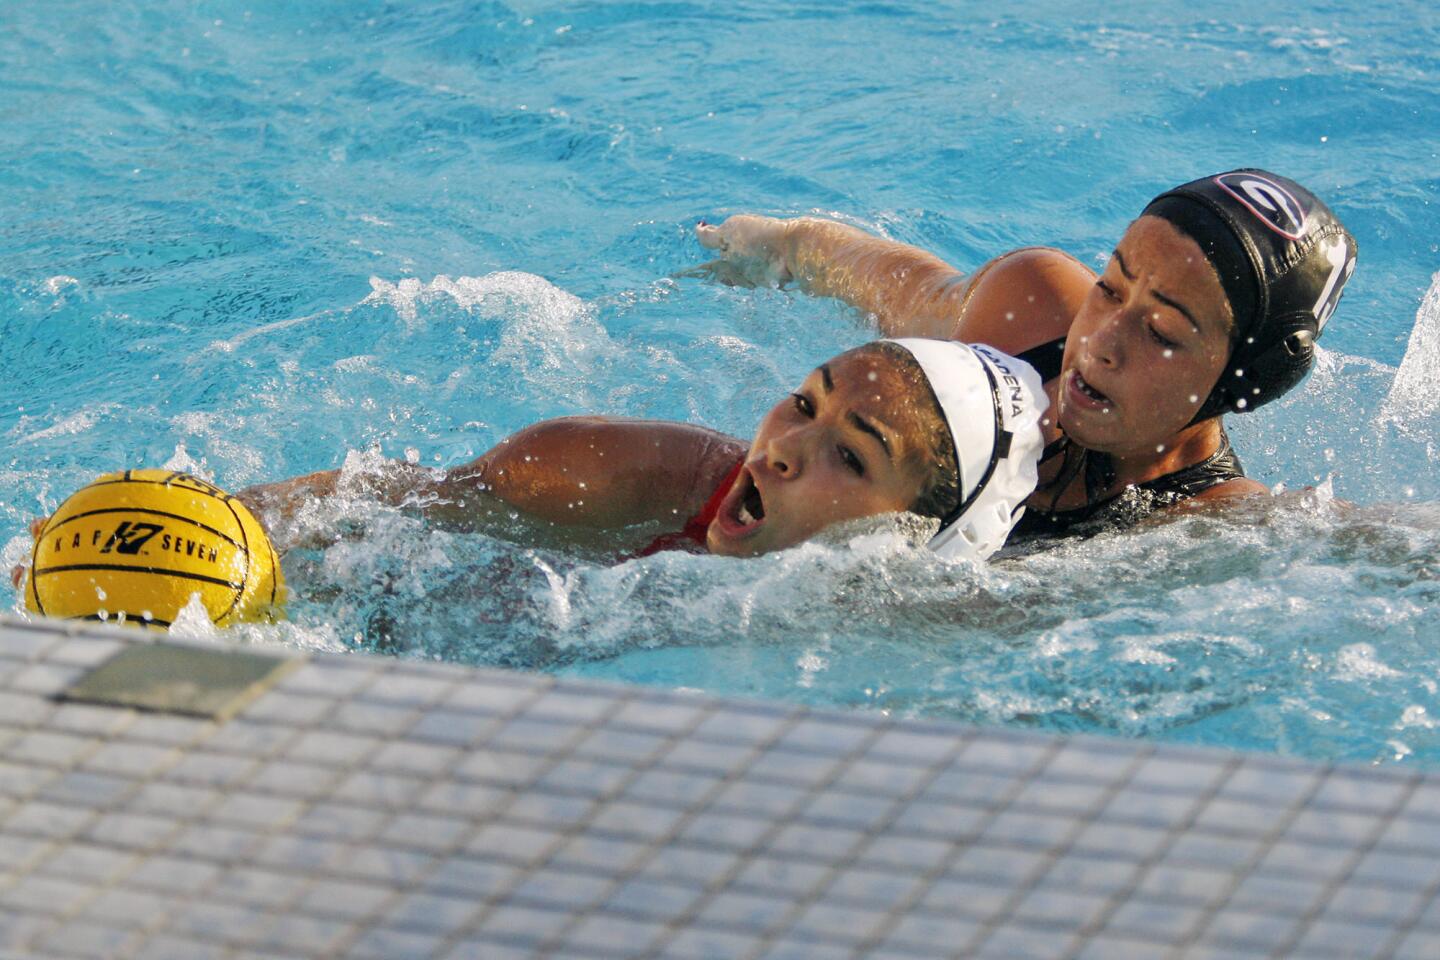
[{"x1": 696, "y1": 215, "x2": 968, "y2": 338}]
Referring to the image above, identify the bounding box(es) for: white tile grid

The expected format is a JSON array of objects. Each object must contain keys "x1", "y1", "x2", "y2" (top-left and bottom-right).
[{"x1": 0, "y1": 616, "x2": 1438, "y2": 960}]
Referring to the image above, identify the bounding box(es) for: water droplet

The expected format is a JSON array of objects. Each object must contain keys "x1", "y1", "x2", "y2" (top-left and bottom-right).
[
  {"x1": 97, "y1": 609, "x2": 109, "y2": 621},
  {"x1": 1235, "y1": 398, "x2": 1248, "y2": 409},
  {"x1": 1189, "y1": 394, "x2": 1199, "y2": 403},
  {"x1": 1162, "y1": 349, "x2": 1174, "y2": 359},
  {"x1": 867, "y1": 371, "x2": 877, "y2": 381},
  {"x1": 1005, "y1": 311, "x2": 1015, "y2": 321},
  {"x1": 1156, "y1": 444, "x2": 1166, "y2": 453}
]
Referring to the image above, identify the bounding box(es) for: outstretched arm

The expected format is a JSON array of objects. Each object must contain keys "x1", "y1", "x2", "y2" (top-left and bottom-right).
[
  {"x1": 238, "y1": 418, "x2": 746, "y2": 536},
  {"x1": 695, "y1": 215, "x2": 967, "y2": 339}
]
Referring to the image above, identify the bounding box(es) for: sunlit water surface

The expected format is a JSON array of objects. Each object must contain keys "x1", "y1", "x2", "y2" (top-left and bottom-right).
[{"x1": 3, "y1": 1, "x2": 1439, "y2": 766}]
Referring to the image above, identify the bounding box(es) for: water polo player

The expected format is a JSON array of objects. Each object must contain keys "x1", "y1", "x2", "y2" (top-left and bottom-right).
[
  {"x1": 238, "y1": 340, "x2": 1047, "y2": 562},
  {"x1": 696, "y1": 169, "x2": 1357, "y2": 534}
]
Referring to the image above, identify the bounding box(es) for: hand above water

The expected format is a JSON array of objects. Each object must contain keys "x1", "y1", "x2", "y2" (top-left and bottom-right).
[
  {"x1": 689, "y1": 214, "x2": 794, "y2": 287},
  {"x1": 10, "y1": 517, "x2": 46, "y2": 590}
]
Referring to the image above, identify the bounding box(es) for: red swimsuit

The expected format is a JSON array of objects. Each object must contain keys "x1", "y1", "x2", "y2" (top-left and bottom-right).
[{"x1": 636, "y1": 460, "x2": 744, "y2": 557}]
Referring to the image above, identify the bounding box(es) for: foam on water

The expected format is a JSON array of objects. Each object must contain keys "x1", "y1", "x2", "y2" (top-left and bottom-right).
[{"x1": 3, "y1": 0, "x2": 1439, "y2": 765}]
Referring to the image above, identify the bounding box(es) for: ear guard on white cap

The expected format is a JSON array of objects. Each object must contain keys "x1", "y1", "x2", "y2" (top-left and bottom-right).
[{"x1": 886, "y1": 339, "x2": 1048, "y2": 560}]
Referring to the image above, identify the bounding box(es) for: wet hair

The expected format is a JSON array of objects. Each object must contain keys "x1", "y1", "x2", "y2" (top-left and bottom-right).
[{"x1": 854, "y1": 341, "x2": 961, "y2": 521}]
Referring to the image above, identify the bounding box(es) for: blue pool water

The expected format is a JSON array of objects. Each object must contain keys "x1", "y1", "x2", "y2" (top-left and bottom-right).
[{"x1": 4, "y1": 1, "x2": 1439, "y2": 765}]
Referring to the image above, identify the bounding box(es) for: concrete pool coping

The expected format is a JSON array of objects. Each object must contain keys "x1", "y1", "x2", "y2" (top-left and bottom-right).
[{"x1": 1, "y1": 613, "x2": 1438, "y2": 959}]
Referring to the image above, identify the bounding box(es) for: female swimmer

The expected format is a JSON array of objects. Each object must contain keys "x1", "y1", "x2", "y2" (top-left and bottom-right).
[
  {"x1": 696, "y1": 170, "x2": 1358, "y2": 535},
  {"x1": 237, "y1": 339, "x2": 1047, "y2": 562}
]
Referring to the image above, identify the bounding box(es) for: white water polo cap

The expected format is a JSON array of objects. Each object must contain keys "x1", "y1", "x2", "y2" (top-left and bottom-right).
[{"x1": 886, "y1": 339, "x2": 1049, "y2": 560}]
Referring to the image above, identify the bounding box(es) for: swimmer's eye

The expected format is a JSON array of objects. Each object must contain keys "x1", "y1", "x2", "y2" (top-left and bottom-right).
[
  {"x1": 791, "y1": 393, "x2": 815, "y2": 417},
  {"x1": 1148, "y1": 325, "x2": 1180, "y2": 350},
  {"x1": 838, "y1": 445, "x2": 865, "y2": 477}
]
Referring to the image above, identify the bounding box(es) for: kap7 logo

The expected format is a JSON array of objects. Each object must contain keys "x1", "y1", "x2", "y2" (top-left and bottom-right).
[{"x1": 99, "y1": 521, "x2": 165, "y2": 555}]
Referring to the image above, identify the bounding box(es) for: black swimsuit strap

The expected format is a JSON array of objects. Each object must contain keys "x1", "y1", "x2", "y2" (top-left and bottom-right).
[
  {"x1": 1015, "y1": 336, "x2": 1067, "y2": 384},
  {"x1": 1136, "y1": 427, "x2": 1245, "y2": 500},
  {"x1": 1020, "y1": 428, "x2": 1247, "y2": 538}
]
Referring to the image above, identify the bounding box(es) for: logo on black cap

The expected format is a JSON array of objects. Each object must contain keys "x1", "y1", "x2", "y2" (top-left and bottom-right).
[{"x1": 1214, "y1": 173, "x2": 1308, "y2": 241}]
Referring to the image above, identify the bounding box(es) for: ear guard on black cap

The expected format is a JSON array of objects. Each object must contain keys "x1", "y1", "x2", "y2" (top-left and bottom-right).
[{"x1": 1142, "y1": 169, "x2": 1357, "y2": 420}]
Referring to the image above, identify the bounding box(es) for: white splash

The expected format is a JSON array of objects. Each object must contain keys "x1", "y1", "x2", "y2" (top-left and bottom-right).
[
  {"x1": 1379, "y1": 270, "x2": 1440, "y2": 439},
  {"x1": 365, "y1": 272, "x2": 587, "y2": 327},
  {"x1": 1336, "y1": 643, "x2": 1401, "y2": 680},
  {"x1": 21, "y1": 403, "x2": 118, "y2": 443},
  {"x1": 364, "y1": 273, "x2": 618, "y2": 404},
  {"x1": 162, "y1": 443, "x2": 207, "y2": 476},
  {"x1": 1398, "y1": 704, "x2": 1438, "y2": 730},
  {"x1": 169, "y1": 592, "x2": 220, "y2": 639},
  {"x1": 532, "y1": 556, "x2": 572, "y2": 629},
  {"x1": 796, "y1": 643, "x2": 830, "y2": 688}
]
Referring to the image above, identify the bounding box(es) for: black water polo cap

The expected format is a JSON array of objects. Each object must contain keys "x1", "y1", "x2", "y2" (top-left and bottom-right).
[{"x1": 1141, "y1": 169, "x2": 1357, "y2": 420}]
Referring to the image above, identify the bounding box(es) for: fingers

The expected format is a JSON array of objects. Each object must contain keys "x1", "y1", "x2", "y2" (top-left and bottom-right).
[
  {"x1": 696, "y1": 214, "x2": 763, "y2": 253},
  {"x1": 696, "y1": 221, "x2": 724, "y2": 251},
  {"x1": 13, "y1": 516, "x2": 46, "y2": 592}
]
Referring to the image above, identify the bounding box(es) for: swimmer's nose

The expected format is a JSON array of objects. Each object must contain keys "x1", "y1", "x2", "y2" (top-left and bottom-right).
[
  {"x1": 1088, "y1": 311, "x2": 1125, "y2": 368},
  {"x1": 768, "y1": 449, "x2": 795, "y2": 477},
  {"x1": 763, "y1": 431, "x2": 805, "y2": 479}
]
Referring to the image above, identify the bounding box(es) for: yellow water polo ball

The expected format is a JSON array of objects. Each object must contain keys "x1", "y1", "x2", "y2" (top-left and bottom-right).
[{"x1": 24, "y1": 469, "x2": 286, "y2": 630}]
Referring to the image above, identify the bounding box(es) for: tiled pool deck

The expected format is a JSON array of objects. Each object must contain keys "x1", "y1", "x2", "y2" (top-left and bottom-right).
[{"x1": 2, "y1": 615, "x2": 1438, "y2": 960}]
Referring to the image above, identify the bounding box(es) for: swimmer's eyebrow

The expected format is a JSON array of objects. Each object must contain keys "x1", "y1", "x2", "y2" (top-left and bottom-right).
[
  {"x1": 848, "y1": 412, "x2": 893, "y2": 461},
  {"x1": 1152, "y1": 291, "x2": 1202, "y2": 334},
  {"x1": 819, "y1": 364, "x2": 890, "y2": 460},
  {"x1": 1114, "y1": 249, "x2": 1202, "y2": 334}
]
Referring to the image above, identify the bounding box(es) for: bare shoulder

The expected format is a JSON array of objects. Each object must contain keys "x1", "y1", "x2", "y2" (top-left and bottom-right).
[{"x1": 952, "y1": 246, "x2": 1096, "y2": 356}]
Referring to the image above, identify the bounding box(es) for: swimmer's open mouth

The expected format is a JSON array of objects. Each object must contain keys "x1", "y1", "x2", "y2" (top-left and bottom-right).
[
  {"x1": 718, "y1": 467, "x2": 767, "y2": 538},
  {"x1": 737, "y1": 477, "x2": 766, "y2": 525},
  {"x1": 1069, "y1": 369, "x2": 1112, "y2": 407}
]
